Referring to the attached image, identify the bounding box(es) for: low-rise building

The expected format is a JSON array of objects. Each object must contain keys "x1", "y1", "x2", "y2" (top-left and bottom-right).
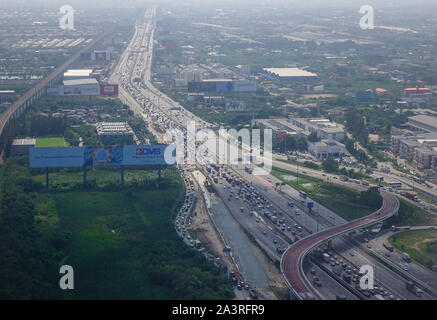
[
  {"x1": 261, "y1": 67, "x2": 318, "y2": 81},
  {"x1": 10, "y1": 138, "x2": 36, "y2": 156},
  {"x1": 308, "y1": 140, "x2": 346, "y2": 159},
  {"x1": 96, "y1": 122, "x2": 134, "y2": 145},
  {"x1": 404, "y1": 87, "x2": 431, "y2": 98},
  {"x1": 289, "y1": 117, "x2": 345, "y2": 142},
  {"x1": 407, "y1": 115, "x2": 437, "y2": 133},
  {"x1": 0, "y1": 90, "x2": 16, "y2": 100}
]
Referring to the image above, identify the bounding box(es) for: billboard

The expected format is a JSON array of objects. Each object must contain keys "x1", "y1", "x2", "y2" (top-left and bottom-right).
[
  {"x1": 100, "y1": 84, "x2": 119, "y2": 96},
  {"x1": 234, "y1": 81, "x2": 256, "y2": 92},
  {"x1": 188, "y1": 81, "x2": 216, "y2": 93},
  {"x1": 29, "y1": 145, "x2": 176, "y2": 168}
]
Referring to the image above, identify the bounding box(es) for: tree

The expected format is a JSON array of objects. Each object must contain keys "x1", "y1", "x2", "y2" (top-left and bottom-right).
[
  {"x1": 359, "y1": 187, "x2": 383, "y2": 209},
  {"x1": 322, "y1": 157, "x2": 339, "y2": 173},
  {"x1": 308, "y1": 131, "x2": 320, "y2": 142}
]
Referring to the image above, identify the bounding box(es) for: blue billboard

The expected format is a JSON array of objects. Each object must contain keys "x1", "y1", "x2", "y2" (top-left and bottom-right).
[{"x1": 29, "y1": 145, "x2": 176, "y2": 168}]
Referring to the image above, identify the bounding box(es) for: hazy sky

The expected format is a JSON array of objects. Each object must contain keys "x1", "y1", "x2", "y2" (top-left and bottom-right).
[{"x1": 1, "y1": 0, "x2": 436, "y2": 9}]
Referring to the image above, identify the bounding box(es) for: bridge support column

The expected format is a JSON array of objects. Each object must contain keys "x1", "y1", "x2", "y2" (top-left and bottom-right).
[
  {"x1": 46, "y1": 167, "x2": 49, "y2": 189},
  {"x1": 83, "y1": 166, "x2": 87, "y2": 185},
  {"x1": 121, "y1": 165, "x2": 124, "y2": 186}
]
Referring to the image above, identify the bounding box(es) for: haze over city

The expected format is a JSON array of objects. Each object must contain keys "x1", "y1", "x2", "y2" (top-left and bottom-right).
[{"x1": 0, "y1": 0, "x2": 436, "y2": 308}]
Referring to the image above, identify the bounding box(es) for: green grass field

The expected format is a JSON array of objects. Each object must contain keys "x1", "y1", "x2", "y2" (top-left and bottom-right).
[
  {"x1": 33, "y1": 166, "x2": 170, "y2": 190},
  {"x1": 30, "y1": 166, "x2": 234, "y2": 299},
  {"x1": 272, "y1": 167, "x2": 376, "y2": 221},
  {"x1": 389, "y1": 230, "x2": 437, "y2": 270},
  {"x1": 35, "y1": 137, "x2": 69, "y2": 147}
]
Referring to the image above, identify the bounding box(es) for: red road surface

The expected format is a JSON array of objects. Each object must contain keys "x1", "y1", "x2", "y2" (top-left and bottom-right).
[{"x1": 281, "y1": 191, "x2": 399, "y2": 300}]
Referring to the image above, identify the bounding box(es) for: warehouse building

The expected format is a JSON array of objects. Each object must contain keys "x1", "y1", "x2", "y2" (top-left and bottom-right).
[
  {"x1": 188, "y1": 79, "x2": 256, "y2": 93},
  {"x1": 261, "y1": 67, "x2": 318, "y2": 81},
  {"x1": 407, "y1": 115, "x2": 437, "y2": 133},
  {"x1": 10, "y1": 138, "x2": 35, "y2": 156},
  {"x1": 0, "y1": 90, "x2": 16, "y2": 100},
  {"x1": 63, "y1": 69, "x2": 93, "y2": 80},
  {"x1": 289, "y1": 118, "x2": 345, "y2": 142},
  {"x1": 62, "y1": 78, "x2": 100, "y2": 96}
]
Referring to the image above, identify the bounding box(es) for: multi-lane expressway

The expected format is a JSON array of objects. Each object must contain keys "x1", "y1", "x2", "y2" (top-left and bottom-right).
[{"x1": 111, "y1": 9, "x2": 411, "y2": 301}]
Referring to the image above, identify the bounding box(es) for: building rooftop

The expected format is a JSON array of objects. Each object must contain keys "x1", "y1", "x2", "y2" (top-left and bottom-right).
[
  {"x1": 409, "y1": 115, "x2": 437, "y2": 129},
  {"x1": 12, "y1": 138, "x2": 36, "y2": 146},
  {"x1": 96, "y1": 122, "x2": 133, "y2": 135},
  {"x1": 63, "y1": 78, "x2": 99, "y2": 86},
  {"x1": 202, "y1": 78, "x2": 233, "y2": 82},
  {"x1": 263, "y1": 68, "x2": 317, "y2": 77},
  {"x1": 64, "y1": 69, "x2": 93, "y2": 78}
]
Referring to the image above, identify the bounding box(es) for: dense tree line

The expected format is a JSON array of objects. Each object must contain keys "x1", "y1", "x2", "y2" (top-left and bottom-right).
[
  {"x1": 358, "y1": 187, "x2": 383, "y2": 209},
  {"x1": 345, "y1": 107, "x2": 369, "y2": 147},
  {"x1": 0, "y1": 157, "x2": 60, "y2": 299},
  {"x1": 21, "y1": 115, "x2": 69, "y2": 137}
]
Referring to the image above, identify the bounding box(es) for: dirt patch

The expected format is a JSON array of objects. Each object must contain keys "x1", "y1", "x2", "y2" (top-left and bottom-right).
[
  {"x1": 411, "y1": 236, "x2": 437, "y2": 251},
  {"x1": 187, "y1": 171, "x2": 235, "y2": 270}
]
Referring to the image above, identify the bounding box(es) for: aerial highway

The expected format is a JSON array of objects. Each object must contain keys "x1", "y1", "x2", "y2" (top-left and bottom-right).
[
  {"x1": 281, "y1": 191, "x2": 400, "y2": 300},
  {"x1": 111, "y1": 9, "x2": 409, "y2": 300}
]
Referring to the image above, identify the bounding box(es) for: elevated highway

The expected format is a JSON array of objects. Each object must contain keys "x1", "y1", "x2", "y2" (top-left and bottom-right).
[
  {"x1": 0, "y1": 32, "x2": 106, "y2": 151},
  {"x1": 281, "y1": 191, "x2": 400, "y2": 300}
]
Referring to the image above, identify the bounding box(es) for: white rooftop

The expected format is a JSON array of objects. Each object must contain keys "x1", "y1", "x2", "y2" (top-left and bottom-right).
[
  {"x1": 63, "y1": 78, "x2": 98, "y2": 86},
  {"x1": 64, "y1": 69, "x2": 93, "y2": 77},
  {"x1": 263, "y1": 68, "x2": 317, "y2": 77}
]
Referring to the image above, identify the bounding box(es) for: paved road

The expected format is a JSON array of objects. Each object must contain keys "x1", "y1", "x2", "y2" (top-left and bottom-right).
[
  {"x1": 281, "y1": 192, "x2": 399, "y2": 300},
  {"x1": 210, "y1": 193, "x2": 270, "y2": 289}
]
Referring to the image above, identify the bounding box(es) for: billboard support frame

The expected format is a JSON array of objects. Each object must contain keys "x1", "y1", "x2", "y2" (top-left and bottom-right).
[
  {"x1": 121, "y1": 165, "x2": 124, "y2": 187},
  {"x1": 83, "y1": 165, "x2": 87, "y2": 185},
  {"x1": 29, "y1": 145, "x2": 176, "y2": 188},
  {"x1": 46, "y1": 167, "x2": 49, "y2": 190}
]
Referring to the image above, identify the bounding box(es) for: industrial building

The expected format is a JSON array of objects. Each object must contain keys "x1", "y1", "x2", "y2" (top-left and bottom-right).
[
  {"x1": 0, "y1": 90, "x2": 16, "y2": 100},
  {"x1": 308, "y1": 140, "x2": 346, "y2": 159},
  {"x1": 96, "y1": 122, "x2": 134, "y2": 145},
  {"x1": 252, "y1": 118, "x2": 300, "y2": 136},
  {"x1": 261, "y1": 67, "x2": 318, "y2": 81},
  {"x1": 63, "y1": 69, "x2": 93, "y2": 80},
  {"x1": 407, "y1": 115, "x2": 437, "y2": 133},
  {"x1": 289, "y1": 118, "x2": 345, "y2": 142},
  {"x1": 188, "y1": 79, "x2": 256, "y2": 93},
  {"x1": 62, "y1": 78, "x2": 100, "y2": 96},
  {"x1": 10, "y1": 138, "x2": 35, "y2": 156},
  {"x1": 92, "y1": 50, "x2": 111, "y2": 61},
  {"x1": 253, "y1": 117, "x2": 344, "y2": 142}
]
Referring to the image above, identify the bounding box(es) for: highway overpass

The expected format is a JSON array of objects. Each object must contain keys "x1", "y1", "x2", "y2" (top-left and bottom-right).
[{"x1": 281, "y1": 191, "x2": 400, "y2": 300}]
